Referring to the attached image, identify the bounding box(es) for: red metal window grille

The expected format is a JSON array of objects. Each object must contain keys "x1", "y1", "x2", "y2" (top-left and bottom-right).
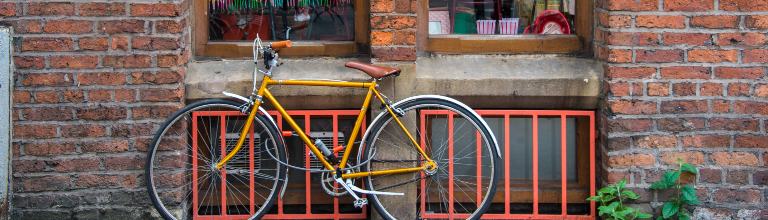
[
  {"x1": 191, "y1": 110, "x2": 367, "y2": 220},
  {"x1": 418, "y1": 110, "x2": 595, "y2": 220}
]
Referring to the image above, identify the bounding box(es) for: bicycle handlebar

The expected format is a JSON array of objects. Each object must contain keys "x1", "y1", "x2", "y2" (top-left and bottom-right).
[{"x1": 271, "y1": 40, "x2": 292, "y2": 49}]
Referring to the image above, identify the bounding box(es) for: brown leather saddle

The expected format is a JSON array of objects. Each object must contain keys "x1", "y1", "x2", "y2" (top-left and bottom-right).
[{"x1": 345, "y1": 61, "x2": 401, "y2": 79}]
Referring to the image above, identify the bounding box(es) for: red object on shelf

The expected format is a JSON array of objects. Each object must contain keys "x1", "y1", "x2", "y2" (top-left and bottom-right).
[
  {"x1": 220, "y1": 14, "x2": 271, "y2": 41},
  {"x1": 524, "y1": 10, "x2": 571, "y2": 34}
]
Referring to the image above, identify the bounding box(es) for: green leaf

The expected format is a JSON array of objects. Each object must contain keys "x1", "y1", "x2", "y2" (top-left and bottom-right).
[
  {"x1": 599, "y1": 201, "x2": 619, "y2": 216},
  {"x1": 679, "y1": 211, "x2": 691, "y2": 220},
  {"x1": 656, "y1": 216, "x2": 664, "y2": 220},
  {"x1": 620, "y1": 190, "x2": 639, "y2": 200},
  {"x1": 650, "y1": 180, "x2": 668, "y2": 190},
  {"x1": 635, "y1": 212, "x2": 653, "y2": 219},
  {"x1": 662, "y1": 202, "x2": 679, "y2": 219},
  {"x1": 680, "y1": 163, "x2": 697, "y2": 174},
  {"x1": 618, "y1": 179, "x2": 627, "y2": 189},
  {"x1": 681, "y1": 185, "x2": 700, "y2": 205}
]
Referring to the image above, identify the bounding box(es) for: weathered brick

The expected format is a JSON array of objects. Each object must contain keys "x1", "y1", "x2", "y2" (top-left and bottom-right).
[
  {"x1": 608, "y1": 100, "x2": 657, "y2": 114},
  {"x1": 99, "y1": 20, "x2": 145, "y2": 34},
  {"x1": 711, "y1": 152, "x2": 759, "y2": 166},
  {"x1": 711, "y1": 118, "x2": 759, "y2": 131},
  {"x1": 16, "y1": 175, "x2": 71, "y2": 192},
  {"x1": 700, "y1": 83, "x2": 724, "y2": 96},
  {"x1": 717, "y1": 33, "x2": 768, "y2": 46},
  {"x1": 634, "y1": 135, "x2": 676, "y2": 148},
  {"x1": 607, "y1": 49, "x2": 632, "y2": 63},
  {"x1": 713, "y1": 189, "x2": 762, "y2": 204},
  {"x1": 61, "y1": 124, "x2": 107, "y2": 138},
  {"x1": 112, "y1": 123, "x2": 155, "y2": 137},
  {"x1": 607, "y1": 82, "x2": 630, "y2": 96},
  {"x1": 372, "y1": 47, "x2": 416, "y2": 61},
  {"x1": 720, "y1": 0, "x2": 768, "y2": 11},
  {"x1": 114, "y1": 89, "x2": 136, "y2": 102},
  {"x1": 63, "y1": 90, "x2": 84, "y2": 103},
  {"x1": 734, "y1": 101, "x2": 768, "y2": 115},
  {"x1": 132, "y1": 36, "x2": 179, "y2": 50},
  {"x1": 394, "y1": 0, "x2": 417, "y2": 13},
  {"x1": 690, "y1": 16, "x2": 739, "y2": 29},
  {"x1": 139, "y1": 88, "x2": 183, "y2": 102},
  {"x1": 78, "y1": 72, "x2": 126, "y2": 86},
  {"x1": 700, "y1": 168, "x2": 722, "y2": 183},
  {"x1": 14, "y1": 56, "x2": 45, "y2": 69},
  {"x1": 688, "y1": 49, "x2": 738, "y2": 63},
  {"x1": 27, "y1": 2, "x2": 74, "y2": 16},
  {"x1": 110, "y1": 35, "x2": 130, "y2": 50},
  {"x1": 755, "y1": 84, "x2": 768, "y2": 97},
  {"x1": 50, "y1": 158, "x2": 101, "y2": 172},
  {"x1": 647, "y1": 82, "x2": 669, "y2": 96},
  {"x1": 79, "y1": 2, "x2": 125, "y2": 16},
  {"x1": 34, "y1": 91, "x2": 59, "y2": 103},
  {"x1": 13, "y1": 160, "x2": 46, "y2": 173},
  {"x1": 21, "y1": 38, "x2": 74, "y2": 52},
  {"x1": 713, "y1": 100, "x2": 731, "y2": 113},
  {"x1": 393, "y1": 30, "x2": 416, "y2": 45},
  {"x1": 103, "y1": 55, "x2": 152, "y2": 68},
  {"x1": 74, "y1": 174, "x2": 136, "y2": 189},
  {"x1": 745, "y1": 15, "x2": 768, "y2": 29},
  {"x1": 599, "y1": 13, "x2": 632, "y2": 28},
  {"x1": 660, "y1": 66, "x2": 710, "y2": 79},
  {"x1": 50, "y1": 56, "x2": 98, "y2": 69},
  {"x1": 663, "y1": 33, "x2": 712, "y2": 46},
  {"x1": 606, "y1": 67, "x2": 656, "y2": 79},
  {"x1": 715, "y1": 67, "x2": 764, "y2": 79},
  {"x1": 24, "y1": 142, "x2": 76, "y2": 156},
  {"x1": 371, "y1": 0, "x2": 394, "y2": 12},
  {"x1": 81, "y1": 140, "x2": 129, "y2": 153},
  {"x1": 658, "y1": 118, "x2": 706, "y2": 132},
  {"x1": 76, "y1": 107, "x2": 127, "y2": 120},
  {"x1": 13, "y1": 90, "x2": 31, "y2": 104},
  {"x1": 636, "y1": 16, "x2": 685, "y2": 29},
  {"x1": 87, "y1": 90, "x2": 112, "y2": 102},
  {"x1": 754, "y1": 170, "x2": 768, "y2": 185},
  {"x1": 13, "y1": 124, "x2": 57, "y2": 139},
  {"x1": 79, "y1": 37, "x2": 108, "y2": 51},
  {"x1": 744, "y1": 49, "x2": 768, "y2": 63},
  {"x1": 0, "y1": 2, "x2": 15, "y2": 16},
  {"x1": 660, "y1": 151, "x2": 705, "y2": 165},
  {"x1": 104, "y1": 155, "x2": 144, "y2": 170},
  {"x1": 130, "y1": 71, "x2": 181, "y2": 85},
  {"x1": 636, "y1": 49, "x2": 683, "y2": 63},
  {"x1": 605, "y1": 0, "x2": 658, "y2": 11},
  {"x1": 664, "y1": 0, "x2": 713, "y2": 11},
  {"x1": 735, "y1": 135, "x2": 768, "y2": 148},
  {"x1": 155, "y1": 20, "x2": 184, "y2": 33},
  {"x1": 672, "y1": 83, "x2": 696, "y2": 96},
  {"x1": 43, "y1": 20, "x2": 92, "y2": 34},
  {"x1": 12, "y1": 20, "x2": 42, "y2": 34},
  {"x1": 608, "y1": 154, "x2": 656, "y2": 168},
  {"x1": 21, "y1": 107, "x2": 74, "y2": 121},
  {"x1": 371, "y1": 15, "x2": 416, "y2": 29},
  {"x1": 727, "y1": 83, "x2": 750, "y2": 96},
  {"x1": 608, "y1": 119, "x2": 653, "y2": 132},
  {"x1": 130, "y1": 3, "x2": 179, "y2": 17},
  {"x1": 660, "y1": 100, "x2": 708, "y2": 113}
]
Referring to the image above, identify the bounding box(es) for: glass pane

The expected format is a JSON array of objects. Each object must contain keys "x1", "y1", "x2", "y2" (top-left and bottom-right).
[
  {"x1": 428, "y1": 0, "x2": 576, "y2": 35},
  {"x1": 208, "y1": 0, "x2": 355, "y2": 41}
]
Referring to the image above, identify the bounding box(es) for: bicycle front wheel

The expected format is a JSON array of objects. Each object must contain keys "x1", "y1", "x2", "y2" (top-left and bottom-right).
[
  {"x1": 360, "y1": 96, "x2": 500, "y2": 220},
  {"x1": 146, "y1": 99, "x2": 287, "y2": 220}
]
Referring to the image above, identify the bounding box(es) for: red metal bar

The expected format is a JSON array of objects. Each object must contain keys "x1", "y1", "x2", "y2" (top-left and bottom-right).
[
  {"x1": 304, "y1": 114, "x2": 312, "y2": 214},
  {"x1": 220, "y1": 115, "x2": 228, "y2": 216},
  {"x1": 250, "y1": 122, "x2": 255, "y2": 214},
  {"x1": 448, "y1": 113, "x2": 455, "y2": 219},
  {"x1": 420, "y1": 112, "x2": 427, "y2": 216},
  {"x1": 192, "y1": 113, "x2": 199, "y2": 218},
  {"x1": 589, "y1": 112, "x2": 596, "y2": 218},
  {"x1": 503, "y1": 115, "x2": 510, "y2": 215},
  {"x1": 475, "y1": 131, "x2": 482, "y2": 207},
  {"x1": 532, "y1": 114, "x2": 539, "y2": 216},
  {"x1": 561, "y1": 114, "x2": 567, "y2": 217},
  {"x1": 276, "y1": 113, "x2": 284, "y2": 216},
  {"x1": 333, "y1": 115, "x2": 340, "y2": 220}
]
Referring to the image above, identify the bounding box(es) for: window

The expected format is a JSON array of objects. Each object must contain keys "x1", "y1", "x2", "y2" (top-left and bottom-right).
[
  {"x1": 194, "y1": 0, "x2": 369, "y2": 58},
  {"x1": 421, "y1": 0, "x2": 593, "y2": 54}
]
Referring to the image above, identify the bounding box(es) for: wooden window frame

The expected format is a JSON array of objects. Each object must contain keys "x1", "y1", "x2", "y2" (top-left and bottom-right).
[
  {"x1": 193, "y1": 0, "x2": 370, "y2": 58},
  {"x1": 417, "y1": 0, "x2": 593, "y2": 55}
]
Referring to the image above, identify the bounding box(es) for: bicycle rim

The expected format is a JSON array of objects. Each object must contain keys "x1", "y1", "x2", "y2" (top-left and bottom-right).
[
  {"x1": 362, "y1": 98, "x2": 499, "y2": 220},
  {"x1": 146, "y1": 99, "x2": 286, "y2": 220}
]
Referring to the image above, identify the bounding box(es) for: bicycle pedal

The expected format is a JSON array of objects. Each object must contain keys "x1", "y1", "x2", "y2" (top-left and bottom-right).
[{"x1": 353, "y1": 198, "x2": 368, "y2": 208}]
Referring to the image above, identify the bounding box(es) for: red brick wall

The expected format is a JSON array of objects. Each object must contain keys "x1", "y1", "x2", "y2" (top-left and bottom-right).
[
  {"x1": 370, "y1": 0, "x2": 417, "y2": 62},
  {"x1": 597, "y1": 0, "x2": 767, "y2": 217},
  {"x1": 1, "y1": 1, "x2": 189, "y2": 218}
]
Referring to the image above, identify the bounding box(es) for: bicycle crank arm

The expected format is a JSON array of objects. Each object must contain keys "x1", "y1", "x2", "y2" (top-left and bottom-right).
[{"x1": 346, "y1": 179, "x2": 404, "y2": 196}]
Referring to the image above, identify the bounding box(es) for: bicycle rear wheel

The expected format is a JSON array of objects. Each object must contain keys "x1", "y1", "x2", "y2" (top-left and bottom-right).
[
  {"x1": 146, "y1": 99, "x2": 287, "y2": 220},
  {"x1": 360, "y1": 96, "x2": 500, "y2": 220}
]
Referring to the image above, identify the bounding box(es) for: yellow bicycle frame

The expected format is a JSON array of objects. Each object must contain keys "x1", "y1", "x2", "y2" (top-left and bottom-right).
[{"x1": 214, "y1": 76, "x2": 436, "y2": 179}]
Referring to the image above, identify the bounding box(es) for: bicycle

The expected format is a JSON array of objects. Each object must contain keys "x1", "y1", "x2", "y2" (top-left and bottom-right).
[{"x1": 145, "y1": 37, "x2": 501, "y2": 220}]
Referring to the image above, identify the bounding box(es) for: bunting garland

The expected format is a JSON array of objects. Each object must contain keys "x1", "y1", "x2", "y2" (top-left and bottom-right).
[{"x1": 209, "y1": 0, "x2": 352, "y2": 12}]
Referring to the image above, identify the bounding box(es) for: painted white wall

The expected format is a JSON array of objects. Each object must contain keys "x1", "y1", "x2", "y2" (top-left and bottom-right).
[{"x1": 0, "y1": 26, "x2": 11, "y2": 215}]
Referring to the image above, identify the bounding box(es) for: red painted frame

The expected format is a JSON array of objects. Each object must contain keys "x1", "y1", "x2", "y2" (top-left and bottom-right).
[
  {"x1": 418, "y1": 110, "x2": 596, "y2": 220},
  {"x1": 191, "y1": 110, "x2": 367, "y2": 220}
]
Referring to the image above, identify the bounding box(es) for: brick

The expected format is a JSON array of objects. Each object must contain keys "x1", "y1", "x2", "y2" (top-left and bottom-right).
[
  {"x1": 637, "y1": 49, "x2": 683, "y2": 63},
  {"x1": 13, "y1": 160, "x2": 45, "y2": 173},
  {"x1": 81, "y1": 140, "x2": 129, "y2": 153},
  {"x1": 663, "y1": 33, "x2": 711, "y2": 46},
  {"x1": 371, "y1": 15, "x2": 416, "y2": 29},
  {"x1": 130, "y1": 3, "x2": 178, "y2": 17},
  {"x1": 664, "y1": 0, "x2": 714, "y2": 11},
  {"x1": 660, "y1": 152, "x2": 705, "y2": 165},
  {"x1": 713, "y1": 189, "x2": 762, "y2": 204},
  {"x1": 744, "y1": 49, "x2": 768, "y2": 63},
  {"x1": 713, "y1": 100, "x2": 730, "y2": 113},
  {"x1": 688, "y1": 49, "x2": 738, "y2": 63},
  {"x1": 372, "y1": 47, "x2": 416, "y2": 61},
  {"x1": 734, "y1": 101, "x2": 768, "y2": 115},
  {"x1": 690, "y1": 16, "x2": 738, "y2": 29},
  {"x1": 393, "y1": 30, "x2": 416, "y2": 45},
  {"x1": 754, "y1": 170, "x2": 768, "y2": 185},
  {"x1": 394, "y1": 0, "x2": 417, "y2": 13},
  {"x1": 157, "y1": 55, "x2": 179, "y2": 68},
  {"x1": 132, "y1": 36, "x2": 179, "y2": 50},
  {"x1": 717, "y1": 33, "x2": 767, "y2": 46},
  {"x1": 34, "y1": 91, "x2": 59, "y2": 103},
  {"x1": 13, "y1": 124, "x2": 57, "y2": 139},
  {"x1": 50, "y1": 158, "x2": 101, "y2": 172},
  {"x1": 735, "y1": 135, "x2": 768, "y2": 148},
  {"x1": 711, "y1": 152, "x2": 759, "y2": 166},
  {"x1": 607, "y1": 49, "x2": 632, "y2": 63},
  {"x1": 599, "y1": 13, "x2": 631, "y2": 28},
  {"x1": 104, "y1": 155, "x2": 144, "y2": 170},
  {"x1": 607, "y1": 32, "x2": 659, "y2": 46},
  {"x1": 21, "y1": 107, "x2": 74, "y2": 121},
  {"x1": 155, "y1": 20, "x2": 184, "y2": 33},
  {"x1": 607, "y1": 82, "x2": 630, "y2": 96},
  {"x1": 607, "y1": 137, "x2": 630, "y2": 151},
  {"x1": 660, "y1": 100, "x2": 707, "y2": 113},
  {"x1": 27, "y1": 2, "x2": 74, "y2": 16},
  {"x1": 608, "y1": 154, "x2": 655, "y2": 168},
  {"x1": 720, "y1": 0, "x2": 768, "y2": 11},
  {"x1": 74, "y1": 174, "x2": 136, "y2": 189},
  {"x1": 103, "y1": 55, "x2": 152, "y2": 68},
  {"x1": 700, "y1": 83, "x2": 723, "y2": 96},
  {"x1": 14, "y1": 56, "x2": 45, "y2": 69},
  {"x1": 13, "y1": 91, "x2": 31, "y2": 104},
  {"x1": 727, "y1": 83, "x2": 750, "y2": 96},
  {"x1": 110, "y1": 35, "x2": 129, "y2": 50},
  {"x1": 112, "y1": 123, "x2": 154, "y2": 137},
  {"x1": 647, "y1": 82, "x2": 669, "y2": 96},
  {"x1": 79, "y1": 3, "x2": 125, "y2": 16},
  {"x1": 16, "y1": 175, "x2": 71, "y2": 192},
  {"x1": 43, "y1": 20, "x2": 92, "y2": 34},
  {"x1": 658, "y1": 118, "x2": 706, "y2": 132},
  {"x1": 608, "y1": 119, "x2": 653, "y2": 132},
  {"x1": 50, "y1": 56, "x2": 98, "y2": 69},
  {"x1": 711, "y1": 118, "x2": 759, "y2": 131},
  {"x1": 63, "y1": 90, "x2": 84, "y2": 103},
  {"x1": 61, "y1": 124, "x2": 107, "y2": 138},
  {"x1": 746, "y1": 15, "x2": 768, "y2": 29},
  {"x1": 605, "y1": 0, "x2": 658, "y2": 11},
  {"x1": 672, "y1": 83, "x2": 696, "y2": 96},
  {"x1": 78, "y1": 72, "x2": 126, "y2": 86},
  {"x1": 79, "y1": 37, "x2": 108, "y2": 51},
  {"x1": 371, "y1": 31, "x2": 393, "y2": 46},
  {"x1": 636, "y1": 16, "x2": 685, "y2": 29},
  {"x1": 0, "y1": 2, "x2": 15, "y2": 16},
  {"x1": 699, "y1": 168, "x2": 722, "y2": 183},
  {"x1": 99, "y1": 20, "x2": 145, "y2": 34},
  {"x1": 21, "y1": 38, "x2": 74, "y2": 52},
  {"x1": 76, "y1": 107, "x2": 127, "y2": 120},
  {"x1": 725, "y1": 171, "x2": 751, "y2": 185},
  {"x1": 139, "y1": 89, "x2": 183, "y2": 102},
  {"x1": 13, "y1": 20, "x2": 42, "y2": 34},
  {"x1": 24, "y1": 142, "x2": 76, "y2": 156},
  {"x1": 87, "y1": 90, "x2": 111, "y2": 102},
  {"x1": 715, "y1": 67, "x2": 764, "y2": 79},
  {"x1": 130, "y1": 71, "x2": 181, "y2": 84},
  {"x1": 605, "y1": 171, "x2": 629, "y2": 184},
  {"x1": 608, "y1": 100, "x2": 657, "y2": 114},
  {"x1": 634, "y1": 135, "x2": 676, "y2": 148},
  {"x1": 660, "y1": 66, "x2": 710, "y2": 79},
  {"x1": 371, "y1": 0, "x2": 394, "y2": 12},
  {"x1": 115, "y1": 89, "x2": 136, "y2": 102},
  {"x1": 755, "y1": 84, "x2": 768, "y2": 97},
  {"x1": 607, "y1": 67, "x2": 657, "y2": 79}
]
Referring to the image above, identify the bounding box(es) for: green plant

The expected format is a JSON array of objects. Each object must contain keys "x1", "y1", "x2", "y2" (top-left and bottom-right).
[
  {"x1": 650, "y1": 160, "x2": 699, "y2": 220},
  {"x1": 588, "y1": 179, "x2": 652, "y2": 220}
]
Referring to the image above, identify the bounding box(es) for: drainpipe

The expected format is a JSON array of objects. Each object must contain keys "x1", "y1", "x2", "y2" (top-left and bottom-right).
[{"x1": 0, "y1": 26, "x2": 12, "y2": 219}]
